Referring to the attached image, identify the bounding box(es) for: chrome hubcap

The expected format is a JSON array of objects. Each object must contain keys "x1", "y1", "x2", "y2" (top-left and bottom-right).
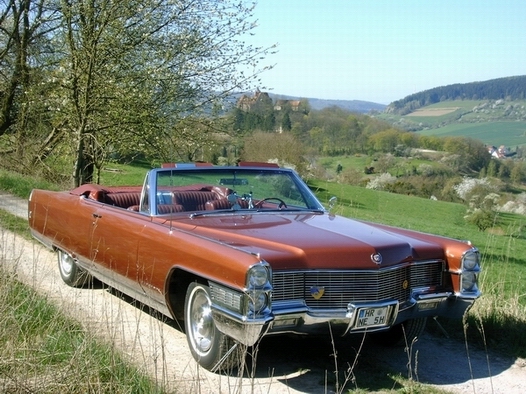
[
  {"x1": 59, "y1": 251, "x2": 74, "y2": 276},
  {"x1": 189, "y1": 288, "x2": 214, "y2": 354}
]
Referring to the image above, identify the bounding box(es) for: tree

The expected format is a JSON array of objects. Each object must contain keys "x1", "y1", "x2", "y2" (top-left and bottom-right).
[
  {"x1": 1, "y1": 0, "x2": 273, "y2": 185},
  {"x1": 0, "y1": 0, "x2": 61, "y2": 165},
  {"x1": 443, "y1": 137, "x2": 490, "y2": 174},
  {"x1": 55, "y1": 0, "x2": 274, "y2": 186},
  {"x1": 280, "y1": 111, "x2": 291, "y2": 132},
  {"x1": 369, "y1": 128, "x2": 401, "y2": 153},
  {"x1": 241, "y1": 131, "x2": 307, "y2": 175},
  {"x1": 510, "y1": 162, "x2": 524, "y2": 185}
]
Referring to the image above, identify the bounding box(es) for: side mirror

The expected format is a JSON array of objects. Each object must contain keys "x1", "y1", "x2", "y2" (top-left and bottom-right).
[{"x1": 328, "y1": 196, "x2": 337, "y2": 211}]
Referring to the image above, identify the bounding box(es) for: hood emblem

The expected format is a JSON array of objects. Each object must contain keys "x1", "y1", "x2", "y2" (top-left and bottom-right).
[
  {"x1": 371, "y1": 253, "x2": 382, "y2": 265},
  {"x1": 310, "y1": 286, "x2": 325, "y2": 300}
]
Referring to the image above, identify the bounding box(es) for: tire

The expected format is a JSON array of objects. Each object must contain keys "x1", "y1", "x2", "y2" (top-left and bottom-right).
[
  {"x1": 372, "y1": 317, "x2": 427, "y2": 347},
  {"x1": 57, "y1": 249, "x2": 91, "y2": 287},
  {"x1": 184, "y1": 282, "x2": 242, "y2": 372}
]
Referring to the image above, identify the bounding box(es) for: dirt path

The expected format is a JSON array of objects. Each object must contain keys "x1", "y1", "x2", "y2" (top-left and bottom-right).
[{"x1": 1, "y1": 192, "x2": 525, "y2": 393}]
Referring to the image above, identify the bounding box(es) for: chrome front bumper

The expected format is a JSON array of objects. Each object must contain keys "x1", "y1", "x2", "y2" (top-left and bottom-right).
[{"x1": 211, "y1": 291, "x2": 478, "y2": 344}]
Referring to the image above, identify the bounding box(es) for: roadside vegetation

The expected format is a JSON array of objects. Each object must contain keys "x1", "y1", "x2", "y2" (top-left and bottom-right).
[{"x1": 0, "y1": 250, "x2": 162, "y2": 393}]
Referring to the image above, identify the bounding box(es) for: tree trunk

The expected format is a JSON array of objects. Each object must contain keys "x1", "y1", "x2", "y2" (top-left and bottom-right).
[{"x1": 72, "y1": 130, "x2": 94, "y2": 187}]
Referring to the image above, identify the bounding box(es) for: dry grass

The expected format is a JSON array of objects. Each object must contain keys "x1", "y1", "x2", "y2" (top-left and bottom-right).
[{"x1": 0, "y1": 230, "x2": 163, "y2": 394}]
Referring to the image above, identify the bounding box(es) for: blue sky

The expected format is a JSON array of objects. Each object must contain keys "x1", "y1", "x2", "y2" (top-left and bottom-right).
[{"x1": 246, "y1": 0, "x2": 526, "y2": 104}]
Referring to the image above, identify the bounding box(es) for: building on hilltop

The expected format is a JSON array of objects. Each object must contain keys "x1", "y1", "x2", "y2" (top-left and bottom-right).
[
  {"x1": 236, "y1": 91, "x2": 301, "y2": 112},
  {"x1": 236, "y1": 91, "x2": 273, "y2": 112}
]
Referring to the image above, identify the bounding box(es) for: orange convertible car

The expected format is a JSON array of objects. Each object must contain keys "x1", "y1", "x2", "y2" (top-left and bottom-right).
[{"x1": 28, "y1": 162, "x2": 481, "y2": 371}]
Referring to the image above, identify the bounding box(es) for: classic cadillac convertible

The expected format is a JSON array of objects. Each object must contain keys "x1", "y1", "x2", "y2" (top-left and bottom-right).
[{"x1": 28, "y1": 162, "x2": 481, "y2": 371}]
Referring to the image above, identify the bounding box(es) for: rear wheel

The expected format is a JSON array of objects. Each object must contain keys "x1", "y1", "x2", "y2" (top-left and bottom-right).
[
  {"x1": 184, "y1": 282, "x2": 241, "y2": 372},
  {"x1": 57, "y1": 249, "x2": 91, "y2": 287},
  {"x1": 372, "y1": 318, "x2": 427, "y2": 346}
]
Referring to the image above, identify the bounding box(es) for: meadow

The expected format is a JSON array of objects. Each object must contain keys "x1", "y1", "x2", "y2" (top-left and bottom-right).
[{"x1": 418, "y1": 121, "x2": 526, "y2": 147}]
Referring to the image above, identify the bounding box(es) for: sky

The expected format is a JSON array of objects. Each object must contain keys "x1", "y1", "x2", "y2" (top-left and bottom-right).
[{"x1": 245, "y1": 0, "x2": 526, "y2": 104}]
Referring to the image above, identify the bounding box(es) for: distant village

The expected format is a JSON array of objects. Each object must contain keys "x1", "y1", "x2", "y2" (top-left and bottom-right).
[{"x1": 487, "y1": 145, "x2": 516, "y2": 159}]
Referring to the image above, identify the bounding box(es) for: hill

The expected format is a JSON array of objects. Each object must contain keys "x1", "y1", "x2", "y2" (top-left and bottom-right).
[
  {"x1": 375, "y1": 76, "x2": 526, "y2": 148},
  {"x1": 385, "y1": 75, "x2": 526, "y2": 115},
  {"x1": 268, "y1": 93, "x2": 386, "y2": 113},
  {"x1": 376, "y1": 99, "x2": 526, "y2": 148}
]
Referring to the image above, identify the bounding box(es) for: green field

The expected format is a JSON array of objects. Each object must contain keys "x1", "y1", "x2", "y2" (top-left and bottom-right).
[
  {"x1": 378, "y1": 99, "x2": 526, "y2": 148},
  {"x1": 418, "y1": 121, "x2": 526, "y2": 147}
]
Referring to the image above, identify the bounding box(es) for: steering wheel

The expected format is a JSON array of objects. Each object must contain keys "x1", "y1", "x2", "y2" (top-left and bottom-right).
[{"x1": 254, "y1": 197, "x2": 288, "y2": 209}]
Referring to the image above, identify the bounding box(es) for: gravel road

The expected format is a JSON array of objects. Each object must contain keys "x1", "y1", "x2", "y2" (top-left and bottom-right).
[{"x1": 1, "y1": 191, "x2": 525, "y2": 393}]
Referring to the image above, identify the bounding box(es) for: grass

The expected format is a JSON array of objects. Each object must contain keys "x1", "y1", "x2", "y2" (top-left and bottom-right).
[
  {"x1": 0, "y1": 267, "x2": 162, "y2": 393},
  {"x1": 97, "y1": 160, "x2": 155, "y2": 186},
  {"x1": 312, "y1": 179, "x2": 469, "y2": 237},
  {"x1": 418, "y1": 121, "x2": 526, "y2": 147},
  {"x1": 0, "y1": 210, "x2": 31, "y2": 239},
  {"x1": 0, "y1": 169, "x2": 59, "y2": 198}
]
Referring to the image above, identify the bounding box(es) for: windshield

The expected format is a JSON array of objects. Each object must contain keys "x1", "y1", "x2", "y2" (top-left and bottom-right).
[{"x1": 144, "y1": 167, "x2": 323, "y2": 215}]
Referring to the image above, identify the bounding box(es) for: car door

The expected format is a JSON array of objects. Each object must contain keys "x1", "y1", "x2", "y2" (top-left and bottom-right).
[{"x1": 89, "y1": 205, "x2": 147, "y2": 295}]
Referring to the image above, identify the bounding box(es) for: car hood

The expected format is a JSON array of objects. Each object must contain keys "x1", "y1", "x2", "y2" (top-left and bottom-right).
[{"x1": 173, "y1": 212, "x2": 446, "y2": 270}]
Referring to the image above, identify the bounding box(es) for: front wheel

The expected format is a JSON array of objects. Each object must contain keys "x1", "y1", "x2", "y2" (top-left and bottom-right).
[
  {"x1": 184, "y1": 282, "x2": 241, "y2": 372},
  {"x1": 57, "y1": 249, "x2": 91, "y2": 287},
  {"x1": 372, "y1": 317, "x2": 427, "y2": 346}
]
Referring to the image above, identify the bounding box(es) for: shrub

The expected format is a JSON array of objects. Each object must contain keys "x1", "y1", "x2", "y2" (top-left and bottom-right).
[
  {"x1": 366, "y1": 173, "x2": 396, "y2": 191},
  {"x1": 465, "y1": 208, "x2": 497, "y2": 231},
  {"x1": 453, "y1": 177, "x2": 497, "y2": 201}
]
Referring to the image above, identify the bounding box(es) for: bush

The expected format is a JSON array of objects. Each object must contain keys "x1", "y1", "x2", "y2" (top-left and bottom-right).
[
  {"x1": 453, "y1": 177, "x2": 499, "y2": 202},
  {"x1": 366, "y1": 173, "x2": 396, "y2": 191},
  {"x1": 465, "y1": 208, "x2": 497, "y2": 231}
]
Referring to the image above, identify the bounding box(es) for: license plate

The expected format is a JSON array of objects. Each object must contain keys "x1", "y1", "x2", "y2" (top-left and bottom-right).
[{"x1": 356, "y1": 306, "x2": 389, "y2": 327}]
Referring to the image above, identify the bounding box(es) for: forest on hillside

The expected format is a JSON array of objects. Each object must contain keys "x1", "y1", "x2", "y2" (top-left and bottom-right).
[{"x1": 386, "y1": 75, "x2": 526, "y2": 115}]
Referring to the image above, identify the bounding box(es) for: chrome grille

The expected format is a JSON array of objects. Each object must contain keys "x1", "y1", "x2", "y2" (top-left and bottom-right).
[{"x1": 272, "y1": 261, "x2": 444, "y2": 309}]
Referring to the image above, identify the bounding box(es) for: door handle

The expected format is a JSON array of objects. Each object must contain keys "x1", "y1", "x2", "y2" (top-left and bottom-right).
[{"x1": 92, "y1": 213, "x2": 102, "y2": 219}]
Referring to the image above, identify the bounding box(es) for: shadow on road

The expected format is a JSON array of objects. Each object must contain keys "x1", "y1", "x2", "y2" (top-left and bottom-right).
[{"x1": 250, "y1": 326, "x2": 514, "y2": 392}]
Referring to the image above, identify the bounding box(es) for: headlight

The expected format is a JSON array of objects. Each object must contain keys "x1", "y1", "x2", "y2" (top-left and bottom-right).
[
  {"x1": 462, "y1": 249, "x2": 480, "y2": 270},
  {"x1": 248, "y1": 264, "x2": 270, "y2": 288},
  {"x1": 461, "y1": 271, "x2": 478, "y2": 292},
  {"x1": 248, "y1": 290, "x2": 268, "y2": 314},
  {"x1": 245, "y1": 261, "x2": 272, "y2": 318},
  {"x1": 460, "y1": 248, "x2": 480, "y2": 294}
]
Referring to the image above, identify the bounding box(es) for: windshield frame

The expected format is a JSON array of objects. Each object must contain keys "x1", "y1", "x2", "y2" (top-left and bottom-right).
[{"x1": 142, "y1": 166, "x2": 325, "y2": 216}]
